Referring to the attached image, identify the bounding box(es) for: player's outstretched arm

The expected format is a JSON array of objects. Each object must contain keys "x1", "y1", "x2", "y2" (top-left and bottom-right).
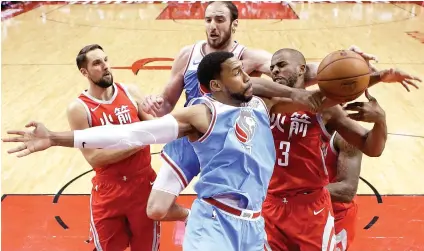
[
  {"x1": 66, "y1": 100, "x2": 141, "y2": 167},
  {"x1": 251, "y1": 77, "x2": 326, "y2": 112},
  {"x1": 2, "y1": 105, "x2": 211, "y2": 157},
  {"x1": 142, "y1": 46, "x2": 192, "y2": 117},
  {"x1": 325, "y1": 90, "x2": 387, "y2": 157},
  {"x1": 368, "y1": 68, "x2": 421, "y2": 92},
  {"x1": 325, "y1": 134, "x2": 362, "y2": 203}
]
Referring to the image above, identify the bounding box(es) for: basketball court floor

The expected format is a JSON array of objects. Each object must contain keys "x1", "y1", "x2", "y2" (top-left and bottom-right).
[{"x1": 1, "y1": 1, "x2": 424, "y2": 250}]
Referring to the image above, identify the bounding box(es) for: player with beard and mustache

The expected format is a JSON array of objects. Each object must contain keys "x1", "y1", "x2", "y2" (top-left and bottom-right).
[
  {"x1": 67, "y1": 44, "x2": 160, "y2": 251},
  {"x1": 143, "y1": 0, "x2": 328, "y2": 226},
  {"x1": 142, "y1": 1, "x2": 378, "y2": 227},
  {"x1": 262, "y1": 48, "x2": 420, "y2": 251},
  {"x1": 3, "y1": 51, "x2": 328, "y2": 251}
]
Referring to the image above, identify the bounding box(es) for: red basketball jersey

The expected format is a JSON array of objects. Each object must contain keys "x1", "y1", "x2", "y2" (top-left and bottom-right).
[
  {"x1": 324, "y1": 132, "x2": 356, "y2": 211},
  {"x1": 267, "y1": 111, "x2": 331, "y2": 196},
  {"x1": 77, "y1": 83, "x2": 151, "y2": 175}
]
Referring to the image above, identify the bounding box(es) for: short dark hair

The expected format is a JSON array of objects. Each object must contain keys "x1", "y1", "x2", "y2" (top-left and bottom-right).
[
  {"x1": 197, "y1": 51, "x2": 234, "y2": 91},
  {"x1": 273, "y1": 48, "x2": 306, "y2": 65},
  {"x1": 76, "y1": 44, "x2": 103, "y2": 70},
  {"x1": 207, "y1": 1, "x2": 238, "y2": 22}
]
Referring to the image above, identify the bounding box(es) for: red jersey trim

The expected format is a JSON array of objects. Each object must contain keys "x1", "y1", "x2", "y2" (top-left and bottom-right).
[
  {"x1": 183, "y1": 44, "x2": 196, "y2": 75},
  {"x1": 198, "y1": 96, "x2": 217, "y2": 143},
  {"x1": 160, "y1": 151, "x2": 189, "y2": 188},
  {"x1": 238, "y1": 46, "x2": 246, "y2": 60}
]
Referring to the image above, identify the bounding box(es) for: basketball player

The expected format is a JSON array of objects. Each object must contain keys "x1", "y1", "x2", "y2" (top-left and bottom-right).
[
  {"x1": 144, "y1": 1, "x2": 368, "y2": 221},
  {"x1": 4, "y1": 52, "x2": 327, "y2": 251},
  {"x1": 323, "y1": 132, "x2": 361, "y2": 251},
  {"x1": 262, "y1": 48, "x2": 421, "y2": 251},
  {"x1": 322, "y1": 80, "x2": 420, "y2": 251},
  {"x1": 67, "y1": 44, "x2": 159, "y2": 251}
]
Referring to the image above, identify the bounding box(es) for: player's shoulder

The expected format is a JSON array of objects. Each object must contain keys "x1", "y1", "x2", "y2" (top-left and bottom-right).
[
  {"x1": 119, "y1": 82, "x2": 138, "y2": 95},
  {"x1": 67, "y1": 98, "x2": 87, "y2": 119},
  {"x1": 178, "y1": 44, "x2": 196, "y2": 58}
]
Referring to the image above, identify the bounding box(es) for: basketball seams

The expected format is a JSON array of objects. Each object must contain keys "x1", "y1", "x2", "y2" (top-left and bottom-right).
[
  {"x1": 321, "y1": 88, "x2": 365, "y2": 100},
  {"x1": 317, "y1": 57, "x2": 368, "y2": 77},
  {"x1": 318, "y1": 72, "x2": 370, "y2": 82}
]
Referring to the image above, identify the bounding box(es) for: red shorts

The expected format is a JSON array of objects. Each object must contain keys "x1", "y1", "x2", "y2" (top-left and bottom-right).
[
  {"x1": 89, "y1": 170, "x2": 160, "y2": 251},
  {"x1": 263, "y1": 188, "x2": 336, "y2": 251},
  {"x1": 333, "y1": 200, "x2": 358, "y2": 251}
]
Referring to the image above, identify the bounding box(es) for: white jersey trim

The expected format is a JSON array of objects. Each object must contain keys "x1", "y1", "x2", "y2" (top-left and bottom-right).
[
  {"x1": 76, "y1": 98, "x2": 93, "y2": 128},
  {"x1": 198, "y1": 96, "x2": 218, "y2": 143},
  {"x1": 81, "y1": 83, "x2": 118, "y2": 104},
  {"x1": 119, "y1": 83, "x2": 139, "y2": 113},
  {"x1": 316, "y1": 113, "x2": 332, "y2": 139},
  {"x1": 329, "y1": 132, "x2": 339, "y2": 156}
]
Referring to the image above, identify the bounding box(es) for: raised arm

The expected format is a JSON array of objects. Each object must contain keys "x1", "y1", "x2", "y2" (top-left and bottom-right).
[
  {"x1": 325, "y1": 133, "x2": 362, "y2": 203},
  {"x1": 143, "y1": 45, "x2": 192, "y2": 117},
  {"x1": 3, "y1": 104, "x2": 211, "y2": 157},
  {"x1": 325, "y1": 91, "x2": 387, "y2": 157}
]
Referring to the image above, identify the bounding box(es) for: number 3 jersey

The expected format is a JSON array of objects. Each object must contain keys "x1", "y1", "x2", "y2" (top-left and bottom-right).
[{"x1": 267, "y1": 111, "x2": 332, "y2": 196}]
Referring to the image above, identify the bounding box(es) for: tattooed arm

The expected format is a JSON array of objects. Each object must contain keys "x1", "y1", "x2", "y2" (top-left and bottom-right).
[{"x1": 326, "y1": 133, "x2": 363, "y2": 203}]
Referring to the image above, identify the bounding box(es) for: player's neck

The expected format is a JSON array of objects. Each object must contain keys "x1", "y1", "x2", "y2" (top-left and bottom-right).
[
  {"x1": 87, "y1": 84, "x2": 115, "y2": 101},
  {"x1": 212, "y1": 93, "x2": 244, "y2": 107},
  {"x1": 204, "y1": 39, "x2": 235, "y2": 54},
  {"x1": 294, "y1": 81, "x2": 305, "y2": 89}
]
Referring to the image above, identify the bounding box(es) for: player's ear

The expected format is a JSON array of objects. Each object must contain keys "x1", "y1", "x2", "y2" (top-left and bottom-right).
[
  {"x1": 210, "y1": 79, "x2": 221, "y2": 92},
  {"x1": 297, "y1": 64, "x2": 306, "y2": 76},
  {"x1": 231, "y1": 20, "x2": 238, "y2": 33},
  {"x1": 80, "y1": 68, "x2": 89, "y2": 77}
]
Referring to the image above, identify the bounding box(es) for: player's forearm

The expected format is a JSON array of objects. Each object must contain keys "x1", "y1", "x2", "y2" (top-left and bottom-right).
[
  {"x1": 326, "y1": 182, "x2": 356, "y2": 203},
  {"x1": 161, "y1": 203, "x2": 190, "y2": 222},
  {"x1": 50, "y1": 115, "x2": 179, "y2": 149},
  {"x1": 363, "y1": 119, "x2": 387, "y2": 157},
  {"x1": 87, "y1": 148, "x2": 141, "y2": 167},
  {"x1": 251, "y1": 77, "x2": 295, "y2": 98},
  {"x1": 368, "y1": 70, "x2": 383, "y2": 88}
]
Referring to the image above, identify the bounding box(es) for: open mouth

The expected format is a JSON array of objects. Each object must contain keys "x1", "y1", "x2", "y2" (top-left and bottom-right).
[
  {"x1": 273, "y1": 76, "x2": 285, "y2": 82},
  {"x1": 210, "y1": 34, "x2": 219, "y2": 39}
]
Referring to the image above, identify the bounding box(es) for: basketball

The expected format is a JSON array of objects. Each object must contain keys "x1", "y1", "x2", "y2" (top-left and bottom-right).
[{"x1": 317, "y1": 50, "x2": 371, "y2": 103}]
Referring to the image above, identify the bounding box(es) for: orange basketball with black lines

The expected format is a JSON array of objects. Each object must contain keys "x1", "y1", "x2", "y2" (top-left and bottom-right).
[{"x1": 317, "y1": 50, "x2": 371, "y2": 103}]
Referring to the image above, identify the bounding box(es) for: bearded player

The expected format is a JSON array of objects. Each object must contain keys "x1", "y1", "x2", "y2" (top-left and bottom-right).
[
  {"x1": 263, "y1": 48, "x2": 420, "y2": 251},
  {"x1": 144, "y1": 1, "x2": 328, "y2": 222},
  {"x1": 68, "y1": 44, "x2": 159, "y2": 251},
  {"x1": 143, "y1": 1, "x2": 374, "y2": 222}
]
